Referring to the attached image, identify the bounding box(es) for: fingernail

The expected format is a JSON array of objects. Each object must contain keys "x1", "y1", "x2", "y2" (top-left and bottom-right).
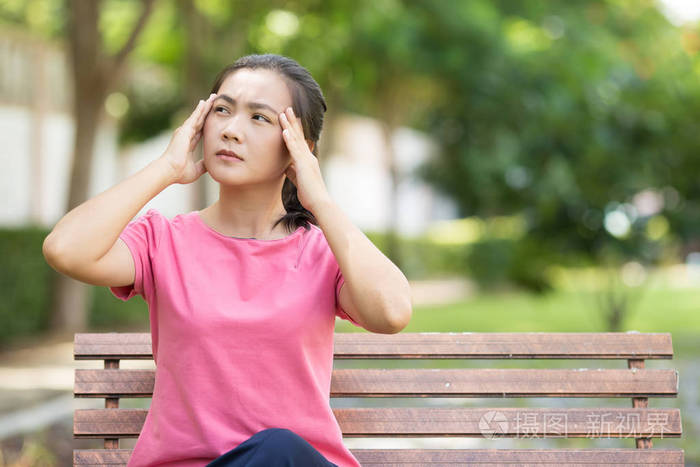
[{"x1": 209, "y1": 93, "x2": 216, "y2": 100}]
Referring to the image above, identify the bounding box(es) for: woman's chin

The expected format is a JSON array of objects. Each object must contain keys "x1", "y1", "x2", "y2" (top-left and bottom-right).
[
  {"x1": 213, "y1": 177, "x2": 247, "y2": 187},
  {"x1": 206, "y1": 168, "x2": 245, "y2": 185}
]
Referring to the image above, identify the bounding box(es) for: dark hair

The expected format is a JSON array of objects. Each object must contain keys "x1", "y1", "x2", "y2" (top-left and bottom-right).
[{"x1": 208, "y1": 54, "x2": 328, "y2": 233}]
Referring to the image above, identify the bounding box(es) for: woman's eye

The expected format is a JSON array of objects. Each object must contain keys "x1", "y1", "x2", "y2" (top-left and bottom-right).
[{"x1": 212, "y1": 107, "x2": 268, "y2": 122}]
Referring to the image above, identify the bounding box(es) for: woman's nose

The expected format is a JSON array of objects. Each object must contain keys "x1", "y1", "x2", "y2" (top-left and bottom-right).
[{"x1": 221, "y1": 115, "x2": 244, "y2": 142}]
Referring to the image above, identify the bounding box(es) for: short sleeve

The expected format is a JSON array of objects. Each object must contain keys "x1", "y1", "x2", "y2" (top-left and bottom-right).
[
  {"x1": 109, "y1": 209, "x2": 165, "y2": 302},
  {"x1": 335, "y1": 266, "x2": 363, "y2": 327}
]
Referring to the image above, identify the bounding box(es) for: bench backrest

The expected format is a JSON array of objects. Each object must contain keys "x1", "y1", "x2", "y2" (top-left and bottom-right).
[{"x1": 73, "y1": 332, "x2": 683, "y2": 466}]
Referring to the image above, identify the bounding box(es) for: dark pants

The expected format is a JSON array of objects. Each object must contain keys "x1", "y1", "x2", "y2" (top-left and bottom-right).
[{"x1": 205, "y1": 428, "x2": 339, "y2": 467}]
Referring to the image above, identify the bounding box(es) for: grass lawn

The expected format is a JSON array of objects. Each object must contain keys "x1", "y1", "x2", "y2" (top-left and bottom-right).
[
  {"x1": 335, "y1": 286, "x2": 700, "y2": 356},
  {"x1": 338, "y1": 286, "x2": 700, "y2": 334}
]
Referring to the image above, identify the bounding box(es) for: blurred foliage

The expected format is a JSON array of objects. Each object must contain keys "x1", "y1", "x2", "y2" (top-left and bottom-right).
[
  {"x1": 465, "y1": 237, "x2": 554, "y2": 292},
  {"x1": 0, "y1": 227, "x2": 147, "y2": 347},
  {"x1": 0, "y1": 0, "x2": 66, "y2": 38},
  {"x1": 366, "y1": 231, "x2": 468, "y2": 280},
  {"x1": 0, "y1": 228, "x2": 53, "y2": 348},
  {"x1": 3, "y1": 0, "x2": 700, "y2": 290},
  {"x1": 89, "y1": 285, "x2": 148, "y2": 331},
  {"x1": 416, "y1": 0, "x2": 700, "y2": 275}
]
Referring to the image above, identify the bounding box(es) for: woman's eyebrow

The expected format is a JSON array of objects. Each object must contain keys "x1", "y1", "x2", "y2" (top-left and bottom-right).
[{"x1": 214, "y1": 94, "x2": 280, "y2": 115}]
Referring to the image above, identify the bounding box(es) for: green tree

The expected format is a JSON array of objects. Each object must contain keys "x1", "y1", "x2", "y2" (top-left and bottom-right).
[{"x1": 418, "y1": 0, "x2": 700, "y2": 273}]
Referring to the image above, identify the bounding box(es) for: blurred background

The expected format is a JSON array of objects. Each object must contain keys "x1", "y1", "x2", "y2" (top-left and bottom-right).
[{"x1": 1, "y1": 0, "x2": 700, "y2": 464}]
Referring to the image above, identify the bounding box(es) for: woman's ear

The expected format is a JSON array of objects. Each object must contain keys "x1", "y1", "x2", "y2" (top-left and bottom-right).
[{"x1": 306, "y1": 139, "x2": 315, "y2": 153}]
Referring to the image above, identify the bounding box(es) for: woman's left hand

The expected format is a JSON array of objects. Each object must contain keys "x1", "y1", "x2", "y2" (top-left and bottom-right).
[{"x1": 279, "y1": 106, "x2": 331, "y2": 214}]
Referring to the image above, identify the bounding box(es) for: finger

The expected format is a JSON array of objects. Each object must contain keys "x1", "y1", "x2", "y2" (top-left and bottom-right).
[
  {"x1": 281, "y1": 113, "x2": 303, "y2": 148},
  {"x1": 280, "y1": 110, "x2": 298, "y2": 134},
  {"x1": 195, "y1": 158, "x2": 207, "y2": 175},
  {"x1": 279, "y1": 114, "x2": 294, "y2": 140},
  {"x1": 283, "y1": 107, "x2": 297, "y2": 133},
  {"x1": 282, "y1": 128, "x2": 298, "y2": 154},
  {"x1": 184, "y1": 100, "x2": 204, "y2": 127},
  {"x1": 279, "y1": 111, "x2": 292, "y2": 131},
  {"x1": 194, "y1": 106, "x2": 208, "y2": 131},
  {"x1": 195, "y1": 94, "x2": 217, "y2": 130},
  {"x1": 183, "y1": 100, "x2": 202, "y2": 126},
  {"x1": 195, "y1": 98, "x2": 209, "y2": 119},
  {"x1": 188, "y1": 132, "x2": 201, "y2": 152},
  {"x1": 281, "y1": 128, "x2": 291, "y2": 148}
]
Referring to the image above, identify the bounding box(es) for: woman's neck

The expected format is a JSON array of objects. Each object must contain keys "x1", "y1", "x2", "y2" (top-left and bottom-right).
[{"x1": 201, "y1": 183, "x2": 288, "y2": 239}]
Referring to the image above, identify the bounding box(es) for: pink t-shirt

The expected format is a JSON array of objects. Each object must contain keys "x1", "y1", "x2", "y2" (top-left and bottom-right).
[{"x1": 110, "y1": 209, "x2": 362, "y2": 467}]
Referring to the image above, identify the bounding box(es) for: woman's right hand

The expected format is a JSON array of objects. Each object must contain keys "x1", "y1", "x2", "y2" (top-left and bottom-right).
[{"x1": 161, "y1": 93, "x2": 217, "y2": 185}]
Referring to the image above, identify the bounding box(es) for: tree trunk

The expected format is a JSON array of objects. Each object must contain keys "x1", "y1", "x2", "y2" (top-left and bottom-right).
[
  {"x1": 49, "y1": 0, "x2": 154, "y2": 334},
  {"x1": 51, "y1": 86, "x2": 104, "y2": 331},
  {"x1": 49, "y1": 0, "x2": 103, "y2": 333}
]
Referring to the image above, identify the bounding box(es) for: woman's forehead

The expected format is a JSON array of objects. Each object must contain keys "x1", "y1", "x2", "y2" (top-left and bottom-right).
[{"x1": 219, "y1": 69, "x2": 292, "y2": 109}]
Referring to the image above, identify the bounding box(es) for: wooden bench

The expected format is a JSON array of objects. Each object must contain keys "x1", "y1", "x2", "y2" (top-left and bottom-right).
[{"x1": 73, "y1": 332, "x2": 684, "y2": 466}]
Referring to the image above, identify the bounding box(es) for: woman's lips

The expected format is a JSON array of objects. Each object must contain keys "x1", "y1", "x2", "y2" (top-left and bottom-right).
[
  {"x1": 216, "y1": 153, "x2": 243, "y2": 162},
  {"x1": 217, "y1": 155, "x2": 243, "y2": 162}
]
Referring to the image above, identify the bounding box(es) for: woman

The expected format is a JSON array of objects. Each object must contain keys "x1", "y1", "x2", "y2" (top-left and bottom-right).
[{"x1": 43, "y1": 54, "x2": 412, "y2": 466}]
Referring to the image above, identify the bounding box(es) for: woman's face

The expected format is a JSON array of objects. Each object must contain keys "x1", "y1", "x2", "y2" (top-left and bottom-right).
[{"x1": 202, "y1": 68, "x2": 293, "y2": 186}]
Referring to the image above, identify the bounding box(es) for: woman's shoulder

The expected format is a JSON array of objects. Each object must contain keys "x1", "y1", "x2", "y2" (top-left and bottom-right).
[
  {"x1": 127, "y1": 208, "x2": 191, "y2": 236},
  {"x1": 303, "y1": 223, "x2": 326, "y2": 241},
  {"x1": 299, "y1": 223, "x2": 334, "y2": 254},
  {"x1": 124, "y1": 208, "x2": 169, "y2": 229},
  {"x1": 306, "y1": 222, "x2": 322, "y2": 234}
]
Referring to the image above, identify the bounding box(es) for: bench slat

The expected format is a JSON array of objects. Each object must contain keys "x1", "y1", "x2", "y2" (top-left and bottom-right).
[
  {"x1": 74, "y1": 368, "x2": 679, "y2": 398},
  {"x1": 73, "y1": 449, "x2": 685, "y2": 466},
  {"x1": 333, "y1": 333, "x2": 674, "y2": 359},
  {"x1": 334, "y1": 407, "x2": 681, "y2": 437},
  {"x1": 334, "y1": 368, "x2": 679, "y2": 397},
  {"x1": 350, "y1": 448, "x2": 685, "y2": 465},
  {"x1": 74, "y1": 408, "x2": 681, "y2": 438},
  {"x1": 74, "y1": 332, "x2": 673, "y2": 360},
  {"x1": 74, "y1": 333, "x2": 152, "y2": 360}
]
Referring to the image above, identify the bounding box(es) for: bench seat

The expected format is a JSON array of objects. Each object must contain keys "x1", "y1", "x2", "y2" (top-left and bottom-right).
[{"x1": 73, "y1": 332, "x2": 684, "y2": 466}]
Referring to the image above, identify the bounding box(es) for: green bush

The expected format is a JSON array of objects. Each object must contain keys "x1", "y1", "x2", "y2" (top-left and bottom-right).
[
  {"x1": 363, "y1": 230, "x2": 553, "y2": 291},
  {"x1": 465, "y1": 238, "x2": 514, "y2": 288},
  {"x1": 0, "y1": 226, "x2": 53, "y2": 347},
  {"x1": 0, "y1": 227, "x2": 150, "y2": 349},
  {"x1": 509, "y1": 238, "x2": 554, "y2": 292},
  {"x1": 90, "y1": 285, "x2": 148, "y2": 331},
  {"x1": 465, "y1": 237, "x2": 553, "y2": 292},
  {"x1": 364, "y1": 231, "x2": 468, "y2": 279}
]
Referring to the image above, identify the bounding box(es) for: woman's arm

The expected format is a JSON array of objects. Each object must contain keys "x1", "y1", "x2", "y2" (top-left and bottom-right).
[
  {"x1": 278, "y1": 106, "x2": 412, "y2": 334},
  {"x1": 312, "y1": 198, "x2": 413, "y2": 334},
  {"x1": 43, "y1": 157, "x2": 175, "y2": 278},
  {"x1": 43, "y1": 94, "x2": 216, "y2": 282}
]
